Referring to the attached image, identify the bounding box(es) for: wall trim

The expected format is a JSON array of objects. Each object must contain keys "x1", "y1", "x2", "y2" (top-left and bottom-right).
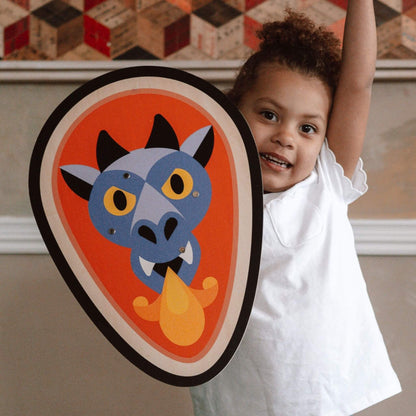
[
  {"x1": 0, "y1": 216, "x2": 415, "y2": 256},
  {"x1": 0, "y1": 217, "x2": 48, "y2": 254},
  {"x1": 0, "y1": 60, "x2": 240, "y2": 87},
  {"x1": 1, "y1": 60, "x2": 416, "y2": 84},
  {"x1": 352, "y1": 219, "x2": 416, "y2": 256}
]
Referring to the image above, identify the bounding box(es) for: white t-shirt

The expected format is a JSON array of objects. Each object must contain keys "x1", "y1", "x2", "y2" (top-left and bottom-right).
[{"x1": 190, "y1": 140, "x2": 401, "y2": 416}]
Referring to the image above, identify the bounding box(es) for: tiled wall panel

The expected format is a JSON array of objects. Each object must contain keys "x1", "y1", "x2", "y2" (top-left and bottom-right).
[
  {"x1": 0, "y1": 0, "x2": 29, "y2": 57},
  {"x1": 2, "y1": 0, "x2": 416, "y2": 60}
]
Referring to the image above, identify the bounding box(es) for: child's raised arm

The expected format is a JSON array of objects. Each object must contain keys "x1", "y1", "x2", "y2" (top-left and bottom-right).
[{"x1": 326, "y1": 0, "x2": 377, "y2": 179}]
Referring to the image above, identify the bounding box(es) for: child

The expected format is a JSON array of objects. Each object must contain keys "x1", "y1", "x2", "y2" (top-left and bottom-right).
[{"x1": 190, "y1": 2, "x2": 402, "y2": 415}]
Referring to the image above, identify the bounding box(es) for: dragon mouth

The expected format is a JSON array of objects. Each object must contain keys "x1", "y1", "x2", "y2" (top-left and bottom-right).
[
  {"x1": 139, "y1": 241, "x2": 193, "y2": 278},
  {"x1": 154, "y1": 257, "x2": 183, "y2": 277}
]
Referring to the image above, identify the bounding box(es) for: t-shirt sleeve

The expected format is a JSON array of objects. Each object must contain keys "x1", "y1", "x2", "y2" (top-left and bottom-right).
[{"x1": 316, "y1": 138, "x2": 368, "y2": 205}]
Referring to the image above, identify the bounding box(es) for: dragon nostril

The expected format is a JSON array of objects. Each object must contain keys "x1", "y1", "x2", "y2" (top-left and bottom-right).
[
  {"x1": 138, "y1": 225, "x2": 157, "y2": 244},
  {"x1": 164, "y1": 217, "x2": 178, "y2": 240}
]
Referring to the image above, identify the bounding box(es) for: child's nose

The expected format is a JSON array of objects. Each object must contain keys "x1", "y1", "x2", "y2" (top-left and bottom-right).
[{"x1": 271, "y1": 125, "x2": 294, "y2": 147}]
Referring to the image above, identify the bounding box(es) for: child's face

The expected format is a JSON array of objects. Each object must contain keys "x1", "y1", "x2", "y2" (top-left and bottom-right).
[{"x1": 239, "y1": 65, "x2": 332, "y2": 193}]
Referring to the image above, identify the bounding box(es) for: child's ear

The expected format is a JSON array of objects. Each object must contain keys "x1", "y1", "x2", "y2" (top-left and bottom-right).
[{"x1": 181, "y1": 126, "x2": 214, "y2": 167}]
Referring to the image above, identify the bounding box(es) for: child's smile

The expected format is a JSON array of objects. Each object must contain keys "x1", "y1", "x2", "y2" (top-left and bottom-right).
[
  {"x1": 238, "y1": 65, "x2": 332, "y2": 193},
  {"x1": 259, "y1": 152, "x2": 293, "y2": 169}
]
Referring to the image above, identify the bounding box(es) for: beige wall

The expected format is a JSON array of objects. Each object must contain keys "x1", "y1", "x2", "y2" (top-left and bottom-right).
[
  {"x1": 1, "y1": 64, "x2": 415, "y2": 415},
  {"x1": 1, "y1": 253, "x2": 414, "y2": 415},
  {"x1": 0, "y1": 254, "x2": 193, "y2": 416},
  {"x1": 350, "y1": 80, "x2": 416, "y2": 219},
  {"x1": 0, "y1": 82, "x2": 79, "y2": 216}
]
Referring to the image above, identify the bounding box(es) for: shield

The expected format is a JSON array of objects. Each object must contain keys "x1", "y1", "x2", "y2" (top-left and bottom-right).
[{"x1": 29, "y1": 66, "x2": 262, "y2": 386}]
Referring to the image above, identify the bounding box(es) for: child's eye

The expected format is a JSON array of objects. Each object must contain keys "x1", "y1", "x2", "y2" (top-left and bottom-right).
[
  {"x1": 300, "y1": 124, "x2": 317, "y2": 134},
  {"x1": 261, "y1": 111, "x2": 278, "y2": 121}
]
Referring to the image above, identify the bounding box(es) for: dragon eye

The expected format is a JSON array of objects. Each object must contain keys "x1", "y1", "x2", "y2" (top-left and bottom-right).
[
  {"x1": 103, "y1": 186, "x2": 136, "y2": 216},
  {"x1": 162, "y1": 168, "x2": 193, "y2": 200}
]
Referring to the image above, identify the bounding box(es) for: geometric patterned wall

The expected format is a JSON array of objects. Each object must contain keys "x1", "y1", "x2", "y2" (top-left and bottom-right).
[{"x1": 1, "y1": 0, "x2": 416, "y2": 61}]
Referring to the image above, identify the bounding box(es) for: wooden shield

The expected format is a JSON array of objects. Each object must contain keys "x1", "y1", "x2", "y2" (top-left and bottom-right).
[{"x1": 29, "y1": 66, "x2": 262, "y2": 386}]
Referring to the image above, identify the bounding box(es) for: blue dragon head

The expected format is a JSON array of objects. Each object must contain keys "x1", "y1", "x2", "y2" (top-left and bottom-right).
[{"x1": 60, "y1": 114, "x2": 214, "y2": 294}]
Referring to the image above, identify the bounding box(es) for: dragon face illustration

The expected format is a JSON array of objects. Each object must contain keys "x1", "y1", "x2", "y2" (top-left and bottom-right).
[{"x1": 60, "y1": 114, "x2": 218, "y2": 346}]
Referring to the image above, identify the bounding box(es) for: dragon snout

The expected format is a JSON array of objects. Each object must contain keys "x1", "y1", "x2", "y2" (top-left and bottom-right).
[
  {"x1": 138, "y1": 217, "x2": 178, "y2": 244},
  {"x1": 130, "y1": 213, "x2": 198, "y2": 294},
  {"x1": 131, "y1": 213, "x2": 189, "y2": 265}
]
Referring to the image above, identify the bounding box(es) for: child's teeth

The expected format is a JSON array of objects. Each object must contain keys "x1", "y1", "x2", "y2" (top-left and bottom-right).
[{"x1": 261, "y1": 154, "x2": 290, "y2": 167}]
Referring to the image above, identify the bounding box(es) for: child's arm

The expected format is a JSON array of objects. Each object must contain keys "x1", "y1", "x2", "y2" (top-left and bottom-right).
[{"x1": 326, "y1": 0, "x2": 377, "y2": 179}]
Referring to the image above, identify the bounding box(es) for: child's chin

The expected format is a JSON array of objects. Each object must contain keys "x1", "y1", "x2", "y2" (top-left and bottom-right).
[
  {"x1": 262, "y1": 178, "x2": 292, "y2": 193},
  {"x1": 261, "y1": 172, "x2": 290, "y2": 193},
  {"x1": 263, "y1": 185, "x2": 288, "y2": 193}
]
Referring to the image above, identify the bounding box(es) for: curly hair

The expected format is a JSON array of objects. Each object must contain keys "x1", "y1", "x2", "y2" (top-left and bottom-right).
[{"x1": 228, "y1": 9, "x2": 342, "y2": 106}]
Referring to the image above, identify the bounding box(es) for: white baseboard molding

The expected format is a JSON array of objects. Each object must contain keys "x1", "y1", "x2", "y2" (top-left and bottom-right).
[{"x1": 0, "y1": 216, "x2": 415, "y2": 256}]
